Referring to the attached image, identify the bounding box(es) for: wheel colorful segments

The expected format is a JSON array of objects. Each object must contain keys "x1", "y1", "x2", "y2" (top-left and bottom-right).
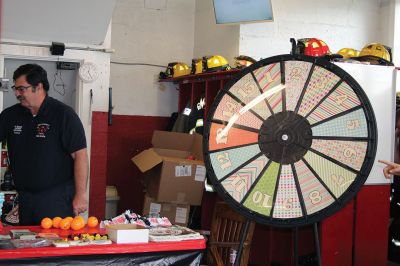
[{"x1": 203, "y1": 54, "x2": 377, "y2": 227}]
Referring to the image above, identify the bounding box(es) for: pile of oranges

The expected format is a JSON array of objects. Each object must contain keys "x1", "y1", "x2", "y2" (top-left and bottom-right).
[{"x1": 41, "y1": 216, "x2": 99, "y2": 231}]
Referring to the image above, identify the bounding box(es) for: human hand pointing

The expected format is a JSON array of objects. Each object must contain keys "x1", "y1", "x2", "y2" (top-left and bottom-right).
[{"x1": 378, "y1": 160, "x2": 400, "y2": 179}]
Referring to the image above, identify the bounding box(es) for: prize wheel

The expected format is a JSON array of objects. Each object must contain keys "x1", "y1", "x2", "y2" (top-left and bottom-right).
[{"x1": 204, "y1": 54, "x2": 377, "y2": 227}]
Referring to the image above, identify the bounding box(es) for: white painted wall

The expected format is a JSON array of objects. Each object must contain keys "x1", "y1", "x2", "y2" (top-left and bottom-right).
[
  {"x1": 239, "y1": 0, "x2": 387, "y2": 60},
  {"x1": 110, "y1": 0, "x2": 399, "y2": 117},
  {"x1": 110, "y1": 0, "x2": 196, "y2": 116},
  {"x1": 379, "y1": 0, "x2": 395, "y2": 53},
  {"x1": 393, "y1": 0, "x2": 400, "y2": 65},
  {"x1": 193, "y1": 0, "x2": 240, "y2": 65}
]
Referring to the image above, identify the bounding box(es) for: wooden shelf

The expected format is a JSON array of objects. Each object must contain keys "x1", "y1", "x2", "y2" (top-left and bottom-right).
[
  {"x1": 159, "y1": 69, "x2": 241, "y2": 84},
  {"x1": 160, "y1": 69, "x2": 242, "y2": 118}
]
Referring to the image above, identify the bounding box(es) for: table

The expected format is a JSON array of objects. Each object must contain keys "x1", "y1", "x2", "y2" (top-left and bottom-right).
[{"x1": 0, "y1": 226, "x2": 206, "y2": 265}]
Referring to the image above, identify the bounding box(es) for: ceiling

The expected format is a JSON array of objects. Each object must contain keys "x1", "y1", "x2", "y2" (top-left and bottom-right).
[{"x1": 1, "y1": 0, "x2": 117, "y2": 45}]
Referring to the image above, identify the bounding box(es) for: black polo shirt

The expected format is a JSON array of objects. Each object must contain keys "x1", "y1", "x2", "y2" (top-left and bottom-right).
[{"x1": 0, "y1": 96, "x2": 86, "y2": 192}]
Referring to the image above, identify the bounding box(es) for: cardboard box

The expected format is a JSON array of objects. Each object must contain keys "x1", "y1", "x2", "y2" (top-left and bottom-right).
[
  {"x1": 132, "y1": 131, "x2": 205, "y2": 205},
  {"x1": 143, "y1": 194, "x2": 190, "y2": 226},
  {"x1": 106, "y1": 224, "x2": 149, "y2": 244}
]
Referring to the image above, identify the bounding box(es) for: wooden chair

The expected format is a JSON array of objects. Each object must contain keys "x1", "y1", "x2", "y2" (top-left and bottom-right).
[{"x1": 207, "y1": 201, "x2": 256, "y2": 266}]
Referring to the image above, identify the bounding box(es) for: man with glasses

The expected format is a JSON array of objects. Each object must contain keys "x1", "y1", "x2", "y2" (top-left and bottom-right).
[{"x1": 0, "y1": 64, "x2": 88, "y2": 225}]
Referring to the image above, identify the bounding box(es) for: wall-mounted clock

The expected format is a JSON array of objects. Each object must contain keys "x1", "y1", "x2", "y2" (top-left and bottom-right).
[
  {"x1": 79, "y1": 62, "x2": 99, "y2": 83},
  {"x1": 203, "y1": 54, "x2": 377, "y2": 227}
]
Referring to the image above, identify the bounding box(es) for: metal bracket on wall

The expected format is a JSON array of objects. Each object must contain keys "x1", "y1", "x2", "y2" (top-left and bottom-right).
[
  {"x1": 108, "y1": 87, "x2": 113, "y2": 126},
  {"x1": 89, "y1": 89, "x2": 93, "y2": 125}
]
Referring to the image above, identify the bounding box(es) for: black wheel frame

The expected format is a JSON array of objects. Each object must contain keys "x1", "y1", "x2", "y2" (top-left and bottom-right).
[{"x1": 203, "y1": 54, "x2": 377, "y2": 227}]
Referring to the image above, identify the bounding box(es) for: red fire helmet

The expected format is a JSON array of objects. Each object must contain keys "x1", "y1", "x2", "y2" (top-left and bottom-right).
[{"x1": 303, "y1": 38, "x2": 330, "y2": 57}]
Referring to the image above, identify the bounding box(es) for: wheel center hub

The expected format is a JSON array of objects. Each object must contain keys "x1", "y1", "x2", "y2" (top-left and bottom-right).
[{"x1": 259, "y1": 111, "x2": 312, "y2": 164}]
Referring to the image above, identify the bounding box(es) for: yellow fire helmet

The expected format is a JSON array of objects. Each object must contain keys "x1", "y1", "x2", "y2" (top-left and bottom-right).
[
  {"x1": 165, "y1": 62, "x2": 190, "y2": 78},
  {"x1": 359, "y1": 43, "x2": 391, "y2": 61},
  {"x1": 337, "y1": 48, "x2": 360, "y2": 58},
  {"x1": 234, "y1": 55, "x2": 257, "y2": 69},
  {"x1": 191, "y1": 58, "x2": 203, "y2": 74},
  {"x1": 202, "y1": 55, "x2": 230, "y2": 72}
]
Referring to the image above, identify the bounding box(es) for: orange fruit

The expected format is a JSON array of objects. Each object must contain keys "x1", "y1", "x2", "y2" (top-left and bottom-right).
[
  {"x1": 41, "y1": 217, "x2": 53, "y2": 229},
  {"x1": 75, "y1": 216, "x2": 85, "y2": 225},
  {"x1": 65, "y1": 216, "x2": 73, "y2": 222},
  {"x1": 87, "y1": 216, "x2": 99, "y2": 228},
  {"x1": 59, "y1": 218, "x2": 72, "y2": 230},
  {"x1": 52, "y1": 217, "x2": 62, "y2": 228},
  {"x1": 71, "y1": 217, "x2": 85, "y2": 231}
]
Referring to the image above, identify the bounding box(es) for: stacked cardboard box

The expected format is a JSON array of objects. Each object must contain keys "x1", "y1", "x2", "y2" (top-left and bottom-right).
[
  {"x1": 142, "y1": 194, "x2": 190, "y2": 226},
  {"x1": 132, "y1": 131, "x2": 206, "y2": 225}
]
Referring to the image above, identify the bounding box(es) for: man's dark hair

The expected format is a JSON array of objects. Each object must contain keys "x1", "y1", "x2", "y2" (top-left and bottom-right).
[{"x1": 13, "y1": 64, "x2": 49, "y2": 92}]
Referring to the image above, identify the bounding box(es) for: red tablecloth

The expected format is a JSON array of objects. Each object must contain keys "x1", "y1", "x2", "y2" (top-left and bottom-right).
[{"x1": 0, "y1": 225, "x2": 206, "y2": 259}]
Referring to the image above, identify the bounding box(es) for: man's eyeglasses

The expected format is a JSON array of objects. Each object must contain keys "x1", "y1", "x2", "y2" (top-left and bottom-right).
[{"x1": 11, "y1": 85, "x2": 32, "y2": 92}]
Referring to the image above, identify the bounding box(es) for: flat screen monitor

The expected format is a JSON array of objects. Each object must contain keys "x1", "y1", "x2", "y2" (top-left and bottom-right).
[{"x1": 213, "y1": 0, "x2": 273, "y2": 24}]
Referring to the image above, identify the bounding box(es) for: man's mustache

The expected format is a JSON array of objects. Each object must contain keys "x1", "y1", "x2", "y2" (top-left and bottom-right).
[{"x1": 17, "y1": 96, "x2": 25, "y2": 101}]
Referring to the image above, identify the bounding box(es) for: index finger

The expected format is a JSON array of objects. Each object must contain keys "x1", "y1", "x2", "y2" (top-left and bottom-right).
[{"x1": 378, "y1": 160, "x2": 397, "y2": 166}]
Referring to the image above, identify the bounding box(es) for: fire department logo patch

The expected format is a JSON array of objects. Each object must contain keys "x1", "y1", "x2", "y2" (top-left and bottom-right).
[{"x1": 36, "y1": 123, "x2": 50, "y2": 138}]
